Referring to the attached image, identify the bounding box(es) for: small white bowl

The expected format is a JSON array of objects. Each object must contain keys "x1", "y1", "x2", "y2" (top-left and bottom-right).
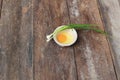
[{"x1": 53, "y1": 26, "x2": 78, "y2": 47}]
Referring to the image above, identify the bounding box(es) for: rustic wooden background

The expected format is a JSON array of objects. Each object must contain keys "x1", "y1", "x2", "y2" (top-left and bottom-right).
[{"x1": 0, "y1": 0, "x2": 120, "y2": 80}]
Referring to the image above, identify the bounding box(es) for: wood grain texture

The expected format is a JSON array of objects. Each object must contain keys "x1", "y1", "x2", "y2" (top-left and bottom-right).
[
  {"x1": 33, "y1": 0, "x2": 77, "y2": 80},
  {"x1": 0, "y1": 0, "x2": 119, "y2": 80},
  {"x1": 98, "y1": 0, "x2": 120, "y2": 79},
  {"x1": 0, "y1": 0, "x2": 33, "y2": 80},
  {"x1": 66, "y1": 0, "x2": 117, "y2": 80},
  {"x1": 0, "y1": 0, "x2": 3, "y2": 18},
  {"x1": 33, "y1": 0, "x2": 118, "y2": 80}
]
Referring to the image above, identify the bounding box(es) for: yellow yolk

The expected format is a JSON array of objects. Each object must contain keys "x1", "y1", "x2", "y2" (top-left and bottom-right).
[
  {"x1": 57, "y1": 33, "x2": 67, "y2": 43},
  {"x1": 56, "y1": 31, "x2": 73, "y2": 44}
]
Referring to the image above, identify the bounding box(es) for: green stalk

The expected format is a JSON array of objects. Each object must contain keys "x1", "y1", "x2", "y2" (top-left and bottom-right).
[
  {"x1": 46, "y1": 24, "x2": 107, "y2": 42},
  {"x1": 67, "y1": 24, "x2": 107, "y2": 34}
]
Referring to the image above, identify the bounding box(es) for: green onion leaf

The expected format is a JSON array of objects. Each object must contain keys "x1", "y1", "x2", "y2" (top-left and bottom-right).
[{"x1": 46, "y1": 24, "x2": 107, "y2": 42}]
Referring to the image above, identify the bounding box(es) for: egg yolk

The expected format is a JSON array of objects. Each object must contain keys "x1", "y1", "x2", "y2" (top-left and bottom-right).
[
  {"x1": 56, "y1": 31, "x2": 74, "y2": 44},
  {"x1": 57, "y1": 33, "x2": 67, "y2": 43}
]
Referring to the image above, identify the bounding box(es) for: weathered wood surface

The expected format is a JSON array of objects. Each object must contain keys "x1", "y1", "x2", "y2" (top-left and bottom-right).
[
  {"x1": 0, "y1": 0, "x2": 33, "y2": 80},
  {"x1": 34, "y1": 0, "x2": 117, "y2": 80},
  {"x1": 0, "y1": 0, "x2": 120, "y2": 80},
  {"x1": 98, "y1": 0, "x2": 120, "y2": 79},
  {"x1": 67, "y1": 0, "x2": 117, "y2": 80},
  {"x1": 34, "y1": 0, "x2": 77, "y2": 80},
  {"x1": 0, "y1": 0, "x2": 3, "y2": 17}
]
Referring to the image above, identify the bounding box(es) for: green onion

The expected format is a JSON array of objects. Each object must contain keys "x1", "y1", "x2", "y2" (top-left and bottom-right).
[{"x1": 46, "y1": 24, "x2": 107, "y2": 42}]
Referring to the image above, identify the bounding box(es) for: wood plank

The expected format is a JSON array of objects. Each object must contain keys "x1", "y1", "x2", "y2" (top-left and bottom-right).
[
  {"x1": 33, "y1": 0, "x2": 77, "y2": 80},
  {"x1": 0, "y1": 0, "x2": 2, "y2": 10},
  {"x1": 0, "y1": 0, "x2": 3, "y2": 18},
  {"x1": 0, "y1": 0, "x2": 33, "y2": 80},
  {"x1": 66, "y1": 0, "x2": 117, "y2": 80},
  {"x1": 98, "y1": 0, "x2": 120, "y2": 79}
]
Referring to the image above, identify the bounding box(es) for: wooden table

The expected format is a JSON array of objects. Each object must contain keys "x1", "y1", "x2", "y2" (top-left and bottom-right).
[{"x1": 0, "y1": 0, "x2": 120, "y2": 80}]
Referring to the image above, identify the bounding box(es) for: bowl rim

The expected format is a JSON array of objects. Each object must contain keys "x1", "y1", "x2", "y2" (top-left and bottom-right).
[{"x1": 53, "y1": 25, "x2": 78, "y2": 47}]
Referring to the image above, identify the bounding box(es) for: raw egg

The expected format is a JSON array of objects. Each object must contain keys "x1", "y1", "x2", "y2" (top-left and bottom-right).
[{"x1": 53, "y1": 26, "x2": 78, "y2": 47}]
